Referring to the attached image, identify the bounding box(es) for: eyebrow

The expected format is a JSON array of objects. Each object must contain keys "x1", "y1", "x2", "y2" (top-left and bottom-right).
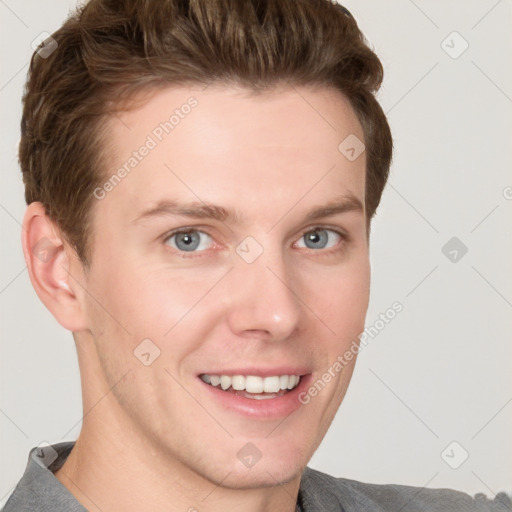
[{"x1": 131, "y1": 193, "x2": 364, "y2": 226}]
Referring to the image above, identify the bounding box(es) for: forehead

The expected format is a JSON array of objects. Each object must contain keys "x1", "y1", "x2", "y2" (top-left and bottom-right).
[{"x1": 97, "y1": 84, "x2": 365, "y2": 223}]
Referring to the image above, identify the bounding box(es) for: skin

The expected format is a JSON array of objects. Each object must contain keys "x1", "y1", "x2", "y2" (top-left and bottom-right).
[{"x1": 23, "y1": 84, "x2": 370, "y2": 512}]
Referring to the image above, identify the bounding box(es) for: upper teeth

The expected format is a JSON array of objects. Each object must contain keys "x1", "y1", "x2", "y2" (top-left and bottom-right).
[{"x1": 201, "y1": 374, "x2": 301, "y2": 393}]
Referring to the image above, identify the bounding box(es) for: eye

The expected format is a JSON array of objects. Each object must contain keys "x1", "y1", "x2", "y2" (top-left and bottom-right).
[
  {"x1": 164, "y1": 229, "x2": 213, "y2": 253},
  {"x1": 295, "y1": 228, "x2": 343, "y2": 250}
]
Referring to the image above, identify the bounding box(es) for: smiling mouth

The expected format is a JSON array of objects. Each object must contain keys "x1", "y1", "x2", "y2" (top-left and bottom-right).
[{"x1": 200, "y1": 374, "x2": 302, "y2": 400}]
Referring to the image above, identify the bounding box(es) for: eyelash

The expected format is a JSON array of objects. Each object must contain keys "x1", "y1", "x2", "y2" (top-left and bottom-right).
[{"x1": 162, "y1": 226, "x2": 349, "y2": 259}]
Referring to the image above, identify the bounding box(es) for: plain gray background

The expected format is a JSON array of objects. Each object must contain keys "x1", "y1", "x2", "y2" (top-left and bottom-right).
[{"x1": 1, "y1": 0, "x2": 511, "y2": 506}]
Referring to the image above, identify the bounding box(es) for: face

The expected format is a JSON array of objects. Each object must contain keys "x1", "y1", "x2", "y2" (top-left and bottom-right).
[{"x1": 76, "y1": 84, "x2": 370, "y2": 488}]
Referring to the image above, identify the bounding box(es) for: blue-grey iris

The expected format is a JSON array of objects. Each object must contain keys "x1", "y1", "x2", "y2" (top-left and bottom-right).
[
  {"x1": 174, "y1": 231, "x2": 201, "y2": 251},
  {"x1": 304, "y1": 229, "x2": 328, "y2": 249}
]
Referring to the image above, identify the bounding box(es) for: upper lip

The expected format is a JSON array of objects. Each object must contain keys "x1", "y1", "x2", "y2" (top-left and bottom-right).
[{"x1": 198, "y1": 367, "x2": 310, "y2": 377}]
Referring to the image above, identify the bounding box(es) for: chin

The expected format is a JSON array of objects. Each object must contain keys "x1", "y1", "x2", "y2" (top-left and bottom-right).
[{"x1": 218, "y1": 460, "x2": 305, "y2": 490}]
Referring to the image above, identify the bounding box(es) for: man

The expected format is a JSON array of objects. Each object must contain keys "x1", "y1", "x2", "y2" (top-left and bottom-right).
[{"x1": 3, "y1": 0, "x2": 510, "y2": 510}]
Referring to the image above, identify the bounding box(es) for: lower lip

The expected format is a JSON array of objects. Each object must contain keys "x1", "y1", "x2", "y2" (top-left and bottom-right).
[{"x1": 198, "y1": 375, "x2": 312, "y2": 419}]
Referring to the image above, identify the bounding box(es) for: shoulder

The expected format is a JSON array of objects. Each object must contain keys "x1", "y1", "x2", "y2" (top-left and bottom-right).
[
  {"x1": 299, "y1": 466, "x2": 512, "y2": 512},
  {"x1": 2, "y1": 442, "x2": 85, "y2": 512}
]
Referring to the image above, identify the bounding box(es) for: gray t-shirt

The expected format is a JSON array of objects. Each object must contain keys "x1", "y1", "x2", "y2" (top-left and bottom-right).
[{"x1": 3, "y1": 442, "x2": 511, "y2": 511}]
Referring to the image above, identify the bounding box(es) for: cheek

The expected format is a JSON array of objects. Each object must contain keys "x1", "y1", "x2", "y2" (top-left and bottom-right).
[
  {"x1": 87, "y1": 257, "x2": 175, "y2": 329},
  {"x1": 85, "y1": 259, "x2": 226, "y2": 363},
  {"x1": 304, "y1": 255, "x2": 370, "y2": 341}
]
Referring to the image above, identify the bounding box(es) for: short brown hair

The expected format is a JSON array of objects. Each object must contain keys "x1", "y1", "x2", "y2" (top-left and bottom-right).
[{"x1": 20, "y1": 0, "x2": 392, "y2": 266}]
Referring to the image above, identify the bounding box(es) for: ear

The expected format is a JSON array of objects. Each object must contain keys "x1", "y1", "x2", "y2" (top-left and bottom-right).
[{"x1": 21, "y1": 202, "x2": 89, "y2": 332}]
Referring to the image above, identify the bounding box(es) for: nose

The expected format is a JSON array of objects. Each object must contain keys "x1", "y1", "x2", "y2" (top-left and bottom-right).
[{"x1": 226, "y1": 247, "x2": 302, "y2": 342}]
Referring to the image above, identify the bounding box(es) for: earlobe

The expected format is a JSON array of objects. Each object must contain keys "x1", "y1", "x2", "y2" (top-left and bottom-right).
[{"x1": 21, "y1": 202, "x2": 89, "y2": 332}]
